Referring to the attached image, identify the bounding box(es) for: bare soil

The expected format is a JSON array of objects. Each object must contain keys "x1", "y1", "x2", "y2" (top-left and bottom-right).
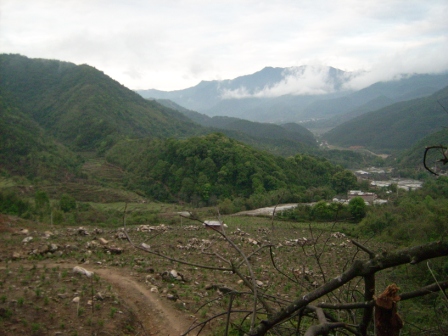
[{"x1": 0, "y1": 214, "x2": 196, "y2": 336}]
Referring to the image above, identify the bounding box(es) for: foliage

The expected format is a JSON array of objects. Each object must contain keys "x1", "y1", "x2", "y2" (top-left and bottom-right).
[
  {"x1": 0, "y1": 54, "x2": 202, "y2": 153},
  {"x1": 357, "y1": 177, "x2": 448, "y2": 244},
  {"x1": 330, "y1": 169, "x2": 358, "y2": 194},
  {"x1": 348, "y1": 196, "x2": 367, "y2": 222},
  {"x1": 395, "y1": 128, "x2": 448, "y2": 175},
  {"x1": 317, "y1": 148, "x2": 386, "y2": 169},
  {"x1": 323, "y1": 85, "x2": 448, "y2": 152},
  {"x1": 34, "y1": 190, "x2": 50, "y2": 215},
  {"x1": 106, "y1": 133, "x2": 352, "y2": 205},
  {"x1": 0, "y1": 189, "x2": 30, "y2": 216},
  {"x1": 59, "y1": 193, "x2": 77, "y2": 212},
  {"x1": 0, "y1": 93, "x2": 83, "y2": 181}
]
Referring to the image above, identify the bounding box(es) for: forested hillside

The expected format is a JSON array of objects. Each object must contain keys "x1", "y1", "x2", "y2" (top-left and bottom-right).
[
  {"x1": 0, "y1": 54, "x2": 202, "y2": 153},
  {"x1": 395, "y1": 128, "x2": 448, "y2": 176},
  {"x1": 0, "y1": 93, "x2": 83, "y2": 180},
  {"x1": 155, "y1": 98, "x2": 318, "y2": 156},
  {"x1": 323, "y1": 86, "x2": 448, "y2": 152},
  {"x1": 106, "y1": 133, "x2": 356, "y2": 206}
]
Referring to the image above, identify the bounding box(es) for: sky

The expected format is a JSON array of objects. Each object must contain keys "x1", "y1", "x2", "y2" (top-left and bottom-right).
[{"x1": 1, "y1": 0, "x2": 447, "y2": 92}]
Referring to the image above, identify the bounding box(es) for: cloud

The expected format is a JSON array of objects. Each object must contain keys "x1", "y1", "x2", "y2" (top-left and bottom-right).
[
  {"x1": 1, "y1": 0, "x2": 447, "y2": 90},
  {"x1": 221, "y1": 65, "x2": 347, "y2": 99}
]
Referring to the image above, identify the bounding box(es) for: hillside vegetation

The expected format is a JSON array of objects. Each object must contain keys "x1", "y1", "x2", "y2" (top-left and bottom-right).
[
  {"x1": 0, "y1": 54, "x2": 202, "y2": 153},
  {"x1": 106, "y1": 133, "x2": 355, "y2": 207},
  {"x1": 0, "y1": 93, "x2": 83, "y2": 180},
  {"x1": 323, "y1": 86, "x2": 448, "y2": 152},
  {"x1": 155, "y1": 98, "x2": 318, "y2": 156}
]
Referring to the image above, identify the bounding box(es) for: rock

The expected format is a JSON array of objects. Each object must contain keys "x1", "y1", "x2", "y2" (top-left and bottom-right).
[
  {"x1": 20, "y1": 229, "x2": 29, "y2": 235},
  {"x1": 12, "y1": 252, "x2": 21, "y2": 260},
  {"x1": 87, "y1": 300, "x2": 92, "y2": 305},
  {"x1": 78, "y1": 227, "x2": 89, "y2": 236},
  {"x1": 150, "y1": 287, "x2": 159, "y2": 293},
  {"x1": 170, "y1": 270, "x2": 178, "y2": 278},
  {"x1": 73, "y1": 266, "x2": 94, "y2": 278},
  {"x1": 115, "y1": 232, "x2": 127, "y2": 239},
  {"x1": 72, "y1": 297, "x2": 80, "y2": 303},
  {"x1": 237, "y1": 280, "x2": 244, "y2": 285},
  {"x1": 98, "y1": 238, "x2": 108, "y2": 245},
  {"x1": 141, "y1": 243, "x2": 150, "y2": 250},
  {"x1": 256, "y1": 280, "x2": 264, "y2": 287},
  {"x1": 167, "y1": 294, "x2": 177, "y2": 301},
  {"x1": 43, "y1": 231, "x2": 53, "y2": 239},
  {"x1": 104, "y1": 246, "x2": 123, "y2": 254},
  {"x1": 95, "y1": 292, "x2": 104, "y2": 300},
  {"x1": 22, "y1": 236, "x2": 33, "y2": 243},
  {"x1": 49, "y1": 244, "x2": 58, "y2": 252}
]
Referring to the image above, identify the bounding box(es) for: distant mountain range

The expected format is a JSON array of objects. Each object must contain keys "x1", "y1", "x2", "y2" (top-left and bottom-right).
[{"x1": 137, "y1": 66, "x2": 448, "y2": 125}]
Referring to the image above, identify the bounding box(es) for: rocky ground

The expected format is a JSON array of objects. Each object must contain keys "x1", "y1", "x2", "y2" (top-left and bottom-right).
[{"x1": 0, "y1": 214, "x2": 197, "y2": 335}]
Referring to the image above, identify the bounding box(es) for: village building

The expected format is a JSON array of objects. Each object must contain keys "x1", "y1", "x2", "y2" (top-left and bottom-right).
[{"x1": 347, "y1": 190, "x2": 377, "y2": 204}]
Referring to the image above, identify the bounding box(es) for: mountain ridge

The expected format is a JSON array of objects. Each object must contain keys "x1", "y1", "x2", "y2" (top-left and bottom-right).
[{"x1": 137, "y1": 67, "x2": 448, "y2": 124}]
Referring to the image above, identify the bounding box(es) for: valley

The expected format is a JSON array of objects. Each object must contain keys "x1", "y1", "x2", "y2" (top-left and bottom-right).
[{"x1": 1, "y1": 53, "x2": 448, "y2": 335}]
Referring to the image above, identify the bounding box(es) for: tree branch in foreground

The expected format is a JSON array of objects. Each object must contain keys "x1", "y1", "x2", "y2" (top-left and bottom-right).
[{"x1": 247, "y1": 241, "x2": 448, "y2": 336}]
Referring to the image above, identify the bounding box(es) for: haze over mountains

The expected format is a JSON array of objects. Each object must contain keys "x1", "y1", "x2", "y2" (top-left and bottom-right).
[{"x1": 137, "y1": 66, "x2": 448, "y2": 125}]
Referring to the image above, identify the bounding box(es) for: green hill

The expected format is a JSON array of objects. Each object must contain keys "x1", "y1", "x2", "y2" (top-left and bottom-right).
[
  {"x1": 105, "y1": 133, "x2": 352, "y2": 204},
  {"x1": 0, "y1": 93, "x2": 83, "y2": 180},
  {"x1": 155, "y1": 99, "x2": 317, "y2": 156},
  {"x1": 0, "y1": 54, "x2": 202, "y2": 152},
  {"x1": 395, "y1": 128, "x2": 448, "y2": 175},
  {"x1": 323, "y1": 86, "x2": 448, "y2": 152}
]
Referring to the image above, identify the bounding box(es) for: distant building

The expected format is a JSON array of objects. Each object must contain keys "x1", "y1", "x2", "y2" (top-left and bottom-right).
[{"x1": 347, "y1": 190, "x2": 377, "y2": 203}]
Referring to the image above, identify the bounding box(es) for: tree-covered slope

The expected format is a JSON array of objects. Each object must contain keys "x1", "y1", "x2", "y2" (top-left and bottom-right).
[
  {"x1": 322, "y1": 86, "x2": 448, "y2": 152},
  {"x1": 155, "y1": 99, "x2": 317, "y2": 155},
  {"x1": 395, "y1": 128, "x2": 448, "y2": 175},
  {"x1": 0, "y1": 54, "x2": 202, "y2": 152},
  {"x1": 106, "y1": 133, "x2": 350, "y2": 204},
  {"x1": 0, "y1": 93, "x2": 83, "y2": 180}
]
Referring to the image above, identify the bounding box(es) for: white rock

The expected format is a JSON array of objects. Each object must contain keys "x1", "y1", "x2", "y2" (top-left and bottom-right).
[
  {"x1": 22, "y1": 236, "x2": 33, "y2": 243},
  {"x1": 73, "y1": 266, "x2": 94, "y2": 278},
  {"x1": 150, "y1": 287, "x2": 159, "y2": 293},
  {"x1": 72, "y1": 297, "x2": 80, "y2": 303}
]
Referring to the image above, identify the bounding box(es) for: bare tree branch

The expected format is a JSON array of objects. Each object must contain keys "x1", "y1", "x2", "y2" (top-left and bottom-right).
[{"x1": 247, "y1": 241, "x2": 448, "y2": 335}]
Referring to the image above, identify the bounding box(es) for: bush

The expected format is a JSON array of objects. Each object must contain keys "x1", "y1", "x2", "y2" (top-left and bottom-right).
[
  {"x1": 59, "y1": 193, "x2": 77, "y2": 212},
  {"x1": 348, "y1": 197, "x2": 367, "y2": 222},
  {"x1": 0, "y1": 190, "x2": 30, "y2": 216}
]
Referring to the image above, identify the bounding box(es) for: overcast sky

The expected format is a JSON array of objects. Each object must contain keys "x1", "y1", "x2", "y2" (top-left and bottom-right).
[{"x1": 1, "y1": 0, "x2": 447, "y2": 92}]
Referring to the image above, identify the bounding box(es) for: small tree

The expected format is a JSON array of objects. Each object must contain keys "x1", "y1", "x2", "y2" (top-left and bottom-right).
[
  {"x1": 349, "y1": 196, "x2": 367, "y2": 222},
  {"x1": 59, "y1": 193, "x2": 76, "y2": 212},
  {"x1": 331, "y1": 170, "x2": 358, "y2": 194},
  {"x1": 35, "y1": 190, "x2": 49, "y2": 212}
]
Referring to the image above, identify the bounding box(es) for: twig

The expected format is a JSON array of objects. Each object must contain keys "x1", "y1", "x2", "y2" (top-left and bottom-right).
[{"x1": 427, "y1": 261, "x2": 448, "y2": 302}]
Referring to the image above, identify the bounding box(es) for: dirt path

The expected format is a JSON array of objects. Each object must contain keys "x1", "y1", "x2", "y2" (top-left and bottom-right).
[
  {"x1": 93, "y1": 267, "x2": 193, "y2": 336},
  {"x1": 3, "y1": 261, "x2": 195, "y2": 336}
]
